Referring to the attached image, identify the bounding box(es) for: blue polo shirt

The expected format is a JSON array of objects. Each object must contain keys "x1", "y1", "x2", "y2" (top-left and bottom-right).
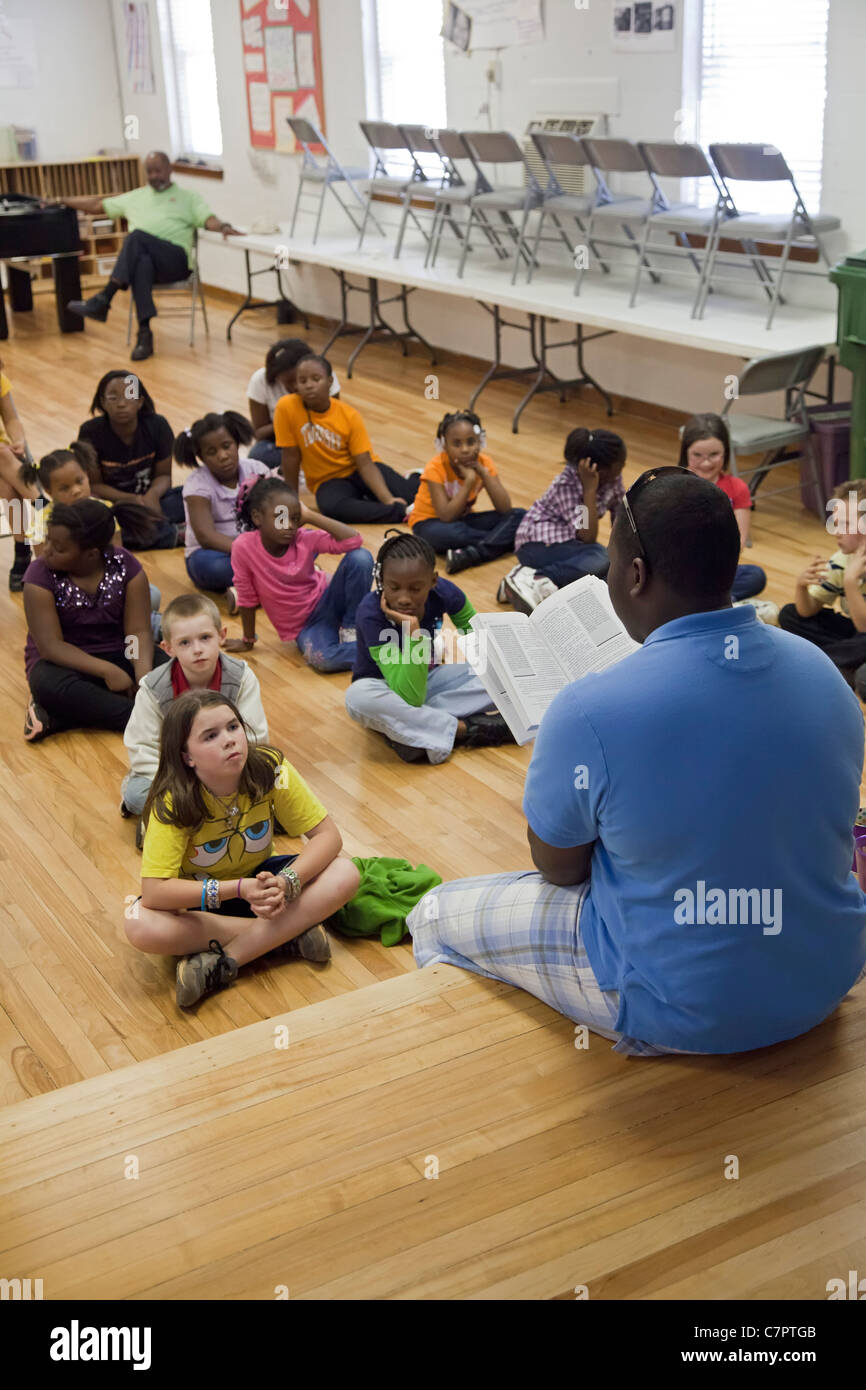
[{"x1": 524, "y1": 606, "x2": 866, "y2": 1053}]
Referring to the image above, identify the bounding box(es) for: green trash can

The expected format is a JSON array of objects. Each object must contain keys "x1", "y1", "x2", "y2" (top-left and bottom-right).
[{"x1": 829, "y1": 251, "x2": 866, "y2": 479}]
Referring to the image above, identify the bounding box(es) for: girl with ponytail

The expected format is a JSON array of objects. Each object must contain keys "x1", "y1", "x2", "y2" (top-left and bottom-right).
[{"x1": 510, "y1": 426, "x2": 627, "y2": 604}]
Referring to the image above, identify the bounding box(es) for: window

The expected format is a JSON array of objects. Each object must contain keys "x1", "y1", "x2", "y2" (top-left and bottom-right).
[
  {"x1": 372, "y1": 0, "x2": 447, "y2": 133},
  {"x1": 697, "y1": 0, "x2": 830, "y2": 214},
  {"x1": 157, "y1": 0, "x2": 223, "y2": 161}
]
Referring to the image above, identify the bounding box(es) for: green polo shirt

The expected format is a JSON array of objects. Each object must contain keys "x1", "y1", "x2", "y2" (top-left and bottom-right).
[{"x1": 102, "y1": 184, "x2": 213, "y2": 265}]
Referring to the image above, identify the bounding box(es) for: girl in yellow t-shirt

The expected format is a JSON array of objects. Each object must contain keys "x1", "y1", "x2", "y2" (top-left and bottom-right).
[
  {"x1": 274, "y1": 353, "x2": 419, "y2": 525},
  {"x1": 129, "y1": 688, "x2": 359, "y2": 1008},
  {"x1": 408, "y1": 410, "x2": 525, "y2": 575},
  {"x1": 0, "y1": 358, "x2": 41, "y2": 591}
]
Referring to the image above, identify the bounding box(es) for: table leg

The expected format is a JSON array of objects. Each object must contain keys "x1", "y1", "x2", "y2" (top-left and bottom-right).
[
  {"x1": 53, "y1": 254, "x2": 83, "y2": 333},
  {"x1": 8, "y1": 264, "x2": 33, "y2": 312}
]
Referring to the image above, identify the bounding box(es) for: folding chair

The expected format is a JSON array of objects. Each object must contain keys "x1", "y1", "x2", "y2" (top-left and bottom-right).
[
  {"x1": 126, "y1": 228, "x2": 207, "y2": 348},
  {"x1": 628, "y1": 141, "x2": 730, "y2": 308},
  {"x1": 425, "y1": 130, "x2": 483, "y2": 268},
  {"x1": 519, "y1": 130, "x2": 602, "y2": 284},
  {"x1": 287, "y1": 116, "x2": 376, "y2": 243},
  {"x1": 357, "y1": 121, "x2": 428, "y2": 250},
  {"x1": 392, "y1": 125, "x2": 450, "y2": 260},
  {"x1": 456, "y1": 131, "x2": 544, "y2": 282},
  {"x1": 574, "y1": 137, "x2": 665, "y2": 296},
  {"x1": 719, "y1": 345, "x2": 827, "y2": 506},
  {"x1": 695, "y1": 144, "x2": 842, "y2": 328}
]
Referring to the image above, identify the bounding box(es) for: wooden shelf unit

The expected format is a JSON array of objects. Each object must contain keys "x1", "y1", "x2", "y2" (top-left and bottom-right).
[{"x1": 0, "y1": 154, "x2": 141, "y2": 292}]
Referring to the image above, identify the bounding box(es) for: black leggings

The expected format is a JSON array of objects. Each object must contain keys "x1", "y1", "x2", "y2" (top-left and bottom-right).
[
  {"x1": 29, "y1": 647, "x2": 170, "y2": 734},
  {"x1": 316, "y1": 466, "x2": 419, "y2": 524}
]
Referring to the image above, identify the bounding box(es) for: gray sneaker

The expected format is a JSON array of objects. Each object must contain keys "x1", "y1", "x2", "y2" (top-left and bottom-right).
[
  {"x1": 176, "y1": 939, "x2": 238, "y2": 1008},
  {"x1": 274, "y1": 923, "x2": 332, "y2": 963}
]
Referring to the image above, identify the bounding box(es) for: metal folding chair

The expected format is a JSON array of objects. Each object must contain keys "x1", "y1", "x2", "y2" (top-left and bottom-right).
[
  {"x1": 392, "y1": 125, "x2": 451, "y2": 260},
  {"x1": 628, "y1": 141, "x2": 729, "y2": 307},
  {"x1": 287, "y1": 116, "x2": 376, "y2": 243},
  {"x1": 575, "y1": 137, "x2": 665, "y2": 296},
  {"x1": 126, "y1": 227, "x2": 207, "y2": 347},
  {"x1": 695, "y1": 144, "x2": 842, "y2": 328},
  {"x1": 519, "y1": 130, "x2": 602, "y2": 284},
  {"x1": 456, "y1": 131, "x2": 544, "y2": 282},
  {"x1": 719, "y1": 345, "x2": 827, "y2": 505},
  {"x1": 357, "y1": 121, "x2": 428, "y2": 250},
  {"x1": 425, "y1": 130, "x2": 483, "y2": 268}
]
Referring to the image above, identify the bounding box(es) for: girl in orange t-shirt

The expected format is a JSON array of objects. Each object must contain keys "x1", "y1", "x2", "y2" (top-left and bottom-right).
[
  {"x1": 408, "y1": 410, "x2": 525, "y2": 574},
  {"x1": 274, "y1": 354, "x2": 419, "y2": 525}
]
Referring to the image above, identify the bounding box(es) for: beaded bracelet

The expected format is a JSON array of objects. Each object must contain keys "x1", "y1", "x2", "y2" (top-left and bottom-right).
[
  {"x1": 205, "y1": 877, "x2": 220, "y2": 912},
  {"x1": 280, "y1": 866, "x2": 302, "y2": 902}
]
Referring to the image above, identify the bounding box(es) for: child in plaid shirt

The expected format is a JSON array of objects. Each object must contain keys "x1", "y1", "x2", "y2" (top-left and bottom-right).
[
  {"x1": 779, "y1": 478, "x2": 866, "y2": 697},
  {"x1": 514, "y1": 427, "x2": 626, "y2": 588}
]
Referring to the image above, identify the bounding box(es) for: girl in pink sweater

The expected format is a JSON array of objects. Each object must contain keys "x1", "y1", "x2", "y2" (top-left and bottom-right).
[{"x1": 226, "y1": 476, "x2": 373, "y2": 672}]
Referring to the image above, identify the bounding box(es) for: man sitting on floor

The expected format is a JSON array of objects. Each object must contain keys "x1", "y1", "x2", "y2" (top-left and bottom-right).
[
  {"x1": 50, "y1": 151, "x2": 240, "y2": 361},
  {"x1": 409, "y1": 467, "x2": 866, "y2": 1057}
]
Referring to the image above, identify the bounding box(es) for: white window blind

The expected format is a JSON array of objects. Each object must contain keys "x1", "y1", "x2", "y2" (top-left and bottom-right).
[
  {"x1": 157, "y1": 0, "x2": 223, "y2": 160},
  {"x1": 698, "y1": 0, "x2": 829, "y2": 214},
  {"x1": 374, "y1": 0, "x2": 447, "y2": 132}
]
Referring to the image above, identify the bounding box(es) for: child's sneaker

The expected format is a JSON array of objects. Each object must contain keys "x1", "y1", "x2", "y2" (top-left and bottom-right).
[
  {"x1": 531, "y1": 572, "x2": 559, "y2": 605},
  {"x1": 733, "y1": 598, "x2": 779, "y2": 626},
  {"x1": 501, "y1": 565, "x2": 539, "y2": 615},
  {"x1": 176, "y1": 939, "x2": 238, "y2": 1008},
  {"x1": 384, "y1": 735, "x2": 427, "y2": 763},
  {"x1": 23, "y1": 699, "x2": 55, "y2": 743},
  {"x1": 461, "y1": 711, "x2": 516, "y2": 748},
  {"x1": 274, "y1": 924, "x2": 332, "y2": 963},
  {"x1": 338, "y1": 626, "x2": 357, "y2": 645}
]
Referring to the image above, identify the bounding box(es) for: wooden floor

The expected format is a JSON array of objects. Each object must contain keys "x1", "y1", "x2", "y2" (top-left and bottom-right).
[{"x1": 0, "y1": 289, "x2": 863, "y2": 1300}]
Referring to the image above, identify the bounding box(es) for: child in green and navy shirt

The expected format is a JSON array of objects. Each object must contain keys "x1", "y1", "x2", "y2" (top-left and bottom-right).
[{"x1": 346, "y1": 530, "x2": 514, "y2": 763}]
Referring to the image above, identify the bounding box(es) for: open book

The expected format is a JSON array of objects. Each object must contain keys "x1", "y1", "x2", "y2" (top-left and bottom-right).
[{"x1": 461, "y1": 575, "x2": 639, "y2": 745}]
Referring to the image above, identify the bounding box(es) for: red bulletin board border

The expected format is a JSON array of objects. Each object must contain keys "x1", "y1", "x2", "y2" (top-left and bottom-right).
[{"x1": 240, "y1": 0, "x2": 326, "y2": 152}]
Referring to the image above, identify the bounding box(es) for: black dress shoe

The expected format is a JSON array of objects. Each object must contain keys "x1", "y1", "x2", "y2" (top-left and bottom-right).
[
  {"x1": 68, "y1": 293, "x2": 110, "y2": 322},
  {"x1": 131, "y1": 327, "x2": 154, "y2": 361}
]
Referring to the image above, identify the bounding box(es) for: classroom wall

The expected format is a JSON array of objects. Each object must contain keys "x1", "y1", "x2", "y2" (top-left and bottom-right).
[
  {"x1": 34, "y1": 0, "x2": 858, "y2": 415},
  {"x1": 0, "y1": 0, "x2": 123, "y2": 161}
]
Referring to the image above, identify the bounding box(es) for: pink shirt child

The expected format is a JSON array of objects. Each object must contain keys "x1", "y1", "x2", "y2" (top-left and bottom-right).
[{"x1": 231, "y1": 527, "x2": 363, "y2": 641}]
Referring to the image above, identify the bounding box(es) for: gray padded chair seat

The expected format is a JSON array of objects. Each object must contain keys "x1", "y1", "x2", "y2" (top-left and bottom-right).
[
  {"x1": 303, "y1": 165, "x2": 370, "y2": 185},
  {"x1": 590, "y1": 197, "x2": 655, "y2": 220},
  {"x1": 470, "y1": 187, "x2": 533, "y2": 210},
  {"x1": 543, "y1": 192, "x2": 595, "y2": 216},
  {"x1": 720, "y1": 211, "x2": 841, "y2": 239},
  {"x1": 647, "y1": 203, "x2": 718, "y2": 231},
  {"x1": 367, "y1": 175, "x2": 415, "y2": 195},
  {"x1": 430, "y1": 183, "x2": 475, "y2": 204},
  {"x1": 726, "y1": 414, "x2": 808, "y2": 453}
]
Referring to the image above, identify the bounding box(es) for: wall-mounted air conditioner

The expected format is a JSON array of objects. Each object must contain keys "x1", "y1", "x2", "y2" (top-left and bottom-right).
[{"x1": 522, "y1": 113, "x2": 607, "y2": 194}]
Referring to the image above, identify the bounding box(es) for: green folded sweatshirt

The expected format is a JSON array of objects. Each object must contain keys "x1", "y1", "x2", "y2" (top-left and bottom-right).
[{"x1": 325, "y1": 855, "x2": 442, "y2": 946}]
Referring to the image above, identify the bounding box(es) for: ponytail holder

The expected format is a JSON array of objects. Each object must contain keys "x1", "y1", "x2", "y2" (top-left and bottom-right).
[
  {"x1": 588, "y1": 433, "x2": 594, "y2": 442},
  {"x1": 185, "y1": 428, "x2": 192, "y2": 438}
]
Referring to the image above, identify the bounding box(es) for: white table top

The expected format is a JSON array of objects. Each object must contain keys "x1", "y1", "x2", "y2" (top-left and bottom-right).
[{"x1": 201, "y1": 225, "x2": 838, "y2": 362}]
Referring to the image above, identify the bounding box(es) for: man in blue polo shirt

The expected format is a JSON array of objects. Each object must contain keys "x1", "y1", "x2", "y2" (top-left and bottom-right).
[{"x1": 408, "y1": 468, "x2": 866, "y2": 1055}]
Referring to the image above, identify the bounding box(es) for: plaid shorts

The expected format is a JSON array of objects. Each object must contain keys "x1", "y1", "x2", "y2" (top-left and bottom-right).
[{"x1": 407, "y1": 871, "x2": 696, "y2": 1058}]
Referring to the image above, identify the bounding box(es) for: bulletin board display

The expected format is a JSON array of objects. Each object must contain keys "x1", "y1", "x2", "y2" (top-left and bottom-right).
[{"x1": 240, "y1": 0, "x2": 325, "y2": 152}]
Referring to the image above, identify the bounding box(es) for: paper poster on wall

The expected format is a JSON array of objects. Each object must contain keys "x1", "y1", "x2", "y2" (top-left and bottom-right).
[
  {"x1": 248, "y1": 80, "x2": 273, "y2": 134},
  {"x1": 265, "y1": 23, "x2": 297, "y2": 89},
  {"x1": 442, "y1": 3, "x2": 472, "y2": 51},
  {"x1": 460, "y1": 0, "x2": 543, "y2": 50},
  {"x1": 0, "y1": 0, "x2": 36, "y2": 89},
  {"x1": 241, "y1": 0, "x2": 326, "y2": 152},
  {"x1": 612, "y1": 1, "x2": 677, "y2": 52},
  {"x1": 295, "y1": 30, "x2": 315, "y2": 88},
  {"x1": 125, "y1": 1, "x2": 155, "y2": 95}
]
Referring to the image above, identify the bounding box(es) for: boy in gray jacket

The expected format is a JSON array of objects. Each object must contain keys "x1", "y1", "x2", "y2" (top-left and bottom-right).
[{"x1": 122, "y1": 593, "x2": 268, "y2": 828}]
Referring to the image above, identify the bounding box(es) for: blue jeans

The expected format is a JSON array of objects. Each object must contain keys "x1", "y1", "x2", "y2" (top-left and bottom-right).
[
  {"x1": 248, "y1": 440, "x2": 283, "y2": 470},
  {"x1": 297, "y1": 548, "x2": 374, "y2": 672},
  {"x1": 413, "y1": 508, "x2": 526, "y2": 564},
  {"x1": 732, "y1": 564, "x2": 766, "y2": 601},
  {"x1": 186, "y1": 548, "x2": 233, "y2": 592},
  {"x1": 517, "y1": 538, "x2": 610, "y2": 587}
]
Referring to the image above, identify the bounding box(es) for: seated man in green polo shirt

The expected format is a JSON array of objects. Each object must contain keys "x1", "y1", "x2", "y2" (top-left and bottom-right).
[{"x1": 54, "y1": 151, "x2": 240, "y2": 361}]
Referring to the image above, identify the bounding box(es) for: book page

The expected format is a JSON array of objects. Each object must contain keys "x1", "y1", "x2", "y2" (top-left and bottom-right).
[
  {"x1": 460, "y1": 632, "x2": 533, "y2": 745},
  {"x1": 531, "y1": 577, "x2": 637, "y2": 681},
  {"x1": 480, "y1": 617, "x2": 568, "y2": 728}
]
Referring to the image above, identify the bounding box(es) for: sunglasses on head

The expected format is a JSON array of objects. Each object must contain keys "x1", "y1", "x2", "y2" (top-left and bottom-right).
[{"x1": 620, "y1": 466, "x2": 690, "y2": 559}]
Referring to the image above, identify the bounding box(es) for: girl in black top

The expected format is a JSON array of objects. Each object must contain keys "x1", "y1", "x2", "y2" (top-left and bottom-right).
[{"x1": 78, "y1": 370, "x2": 183, "y2": 549}]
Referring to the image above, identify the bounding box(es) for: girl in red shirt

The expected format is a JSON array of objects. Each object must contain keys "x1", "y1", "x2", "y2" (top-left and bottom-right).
[{"x1": 679, "y1": 414, "x2": 767, "y2": 602}]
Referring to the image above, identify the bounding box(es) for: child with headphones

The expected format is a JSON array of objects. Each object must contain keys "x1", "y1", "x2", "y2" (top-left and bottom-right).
[
  {"x1": 345, "y1": 529, "x2": 514, "y2": 764},
  {"x1": 408, "y1": 410, "x2": 525, "y2": 575}
]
